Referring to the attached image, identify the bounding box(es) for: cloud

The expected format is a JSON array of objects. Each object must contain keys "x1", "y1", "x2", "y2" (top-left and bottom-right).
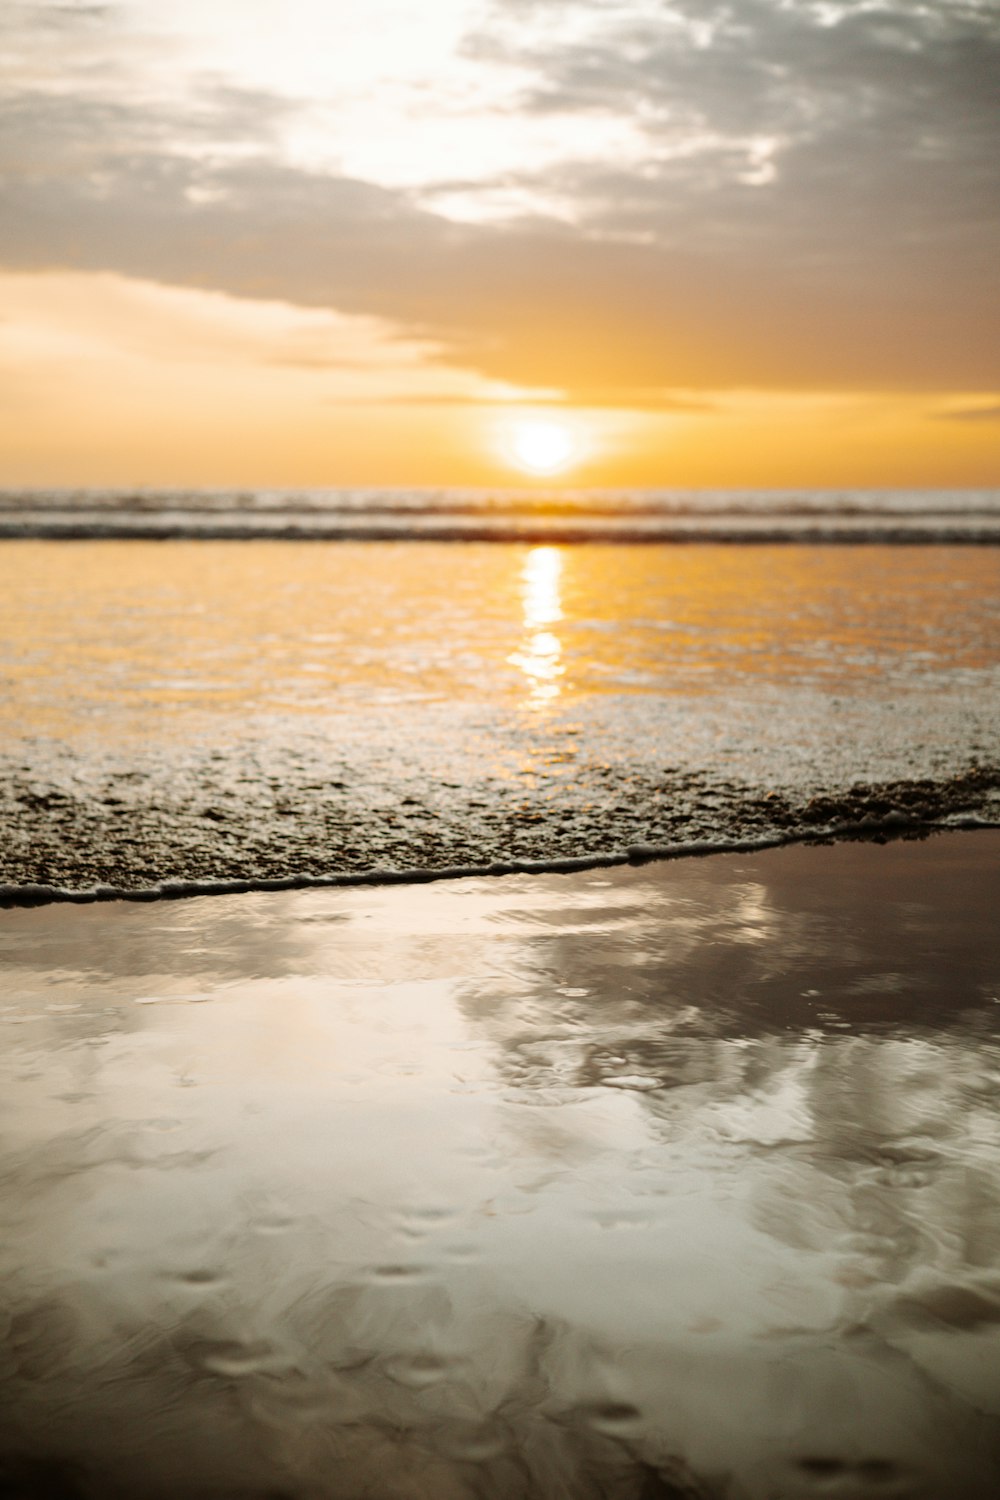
[
  {"x1": 323, "y1": 389, "x2": 715, "y2": 410},
  {"x1": 473, "y1": 2, "x2": 1000, "y2": 250},
  {"x1": 932, "y1": 403, "x2": 1000, "y2": 422},
  {"x1": 1, "y1": 0, "x2": 998, "y2": 397},
  {"x1": 23, "y1": 2, "x2": 113, "y2": 28},
  {"x1": 1, "y1": 115, "x2": 996, "y2": 394}
]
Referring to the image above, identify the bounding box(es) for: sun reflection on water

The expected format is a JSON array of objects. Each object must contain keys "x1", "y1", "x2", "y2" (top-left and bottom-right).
[{"x1": 508, "y1": 545, "x2": 564, "y2": 705}]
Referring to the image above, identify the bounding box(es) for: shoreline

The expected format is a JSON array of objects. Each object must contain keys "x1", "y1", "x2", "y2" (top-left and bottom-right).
[{"x1": 3, "y1": 765, "x2": 998, "y2": 907}]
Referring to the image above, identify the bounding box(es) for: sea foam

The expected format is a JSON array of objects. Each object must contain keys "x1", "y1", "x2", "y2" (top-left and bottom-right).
[
  {"x1": 1, "y1": 485, "x2": 999, "y2": 542},
  {"x1": 3, "y1": 813, "x2": 997, "y2": 908}
]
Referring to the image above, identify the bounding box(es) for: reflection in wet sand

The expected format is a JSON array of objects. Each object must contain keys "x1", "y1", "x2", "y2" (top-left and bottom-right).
[{"x1": 2, "y1": 833, "x2": 1000, "y2": 1497}]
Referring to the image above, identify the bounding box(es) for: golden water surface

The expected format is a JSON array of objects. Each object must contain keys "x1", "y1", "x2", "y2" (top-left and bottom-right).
[{"x1": 0, "y1": 541, "x2": 997, "y2": 739}]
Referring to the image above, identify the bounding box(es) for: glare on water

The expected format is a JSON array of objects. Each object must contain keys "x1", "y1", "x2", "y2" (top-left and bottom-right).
[
  {"x1": 507, "y1": 544, "x2": 565, "y2": 706},
  {"x1": 0, "y1": 541, "x2": 996, "y2": 742}
]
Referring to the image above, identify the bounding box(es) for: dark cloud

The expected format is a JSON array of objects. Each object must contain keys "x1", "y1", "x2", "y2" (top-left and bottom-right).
[
  {"x1": 13, "y1": 1, "x2": 113, "y2": 28},
  {"x1": 474, "y1": 1, "x2": 1000, "y2": 260},
  {"x1": 1, "y1": 108, "x2": 996, "y2": 393},
  {"x1": 1, "y1": 0, "x2": 998, "y2": 395},
  {"x1": 0, "y1": 84, "x2": 295, "y2": 176}
]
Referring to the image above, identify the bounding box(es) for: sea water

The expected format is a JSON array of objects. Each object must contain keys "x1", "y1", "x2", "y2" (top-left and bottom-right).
[{"x1": 0, "y1": 506, "x2": 998, "y2": 895}]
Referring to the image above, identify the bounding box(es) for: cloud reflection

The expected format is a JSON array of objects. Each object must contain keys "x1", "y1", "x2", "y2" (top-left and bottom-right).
[{"x1": 2, "y1": 835, "x2": 1000, "y2": 1495}]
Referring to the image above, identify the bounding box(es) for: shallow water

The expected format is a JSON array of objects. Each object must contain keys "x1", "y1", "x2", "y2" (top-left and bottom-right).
[
  {"x1": 1, "y1": 541, "x2": 999, "y2": 891},
  {"x1": 2, "y1": 832, "x2": 1000, "y2": 1497},
  {"x1": 3, "y1": 542, "x2": 999, "y2": 734}
]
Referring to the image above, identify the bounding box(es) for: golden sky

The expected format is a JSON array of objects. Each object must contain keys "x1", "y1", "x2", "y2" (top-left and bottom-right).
[{"x1": 1, "y1": 0, "x2": 998, "y2": 487}]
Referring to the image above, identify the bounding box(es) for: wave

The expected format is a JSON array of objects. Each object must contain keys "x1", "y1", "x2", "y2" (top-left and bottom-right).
[
  {"x1": 3, "y1": 814, "x2": 997, "y2": 909},
  {"x1": 1, "y1": 487, "x2": 999, "y2": 542}
]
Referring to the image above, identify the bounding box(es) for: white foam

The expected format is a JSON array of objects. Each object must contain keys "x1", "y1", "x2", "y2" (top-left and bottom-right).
[
  {"x1": 3, "y1": 513, "x2": 1000, "y2": 543},
  {"x1": 3, "y1": 817, "x2": 997, "y2": 909},
  {"x1": 1, "y1": 485, "x2": 999, "y2": 542}
]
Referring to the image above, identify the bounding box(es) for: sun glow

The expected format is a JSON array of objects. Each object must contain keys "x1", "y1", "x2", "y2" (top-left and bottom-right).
[
  {"x1": 502, "y1": 417, "x2": 581, "y2": 477},
  {"x1": 507, "y1": 546, "x2": 565, "y2": 706}
]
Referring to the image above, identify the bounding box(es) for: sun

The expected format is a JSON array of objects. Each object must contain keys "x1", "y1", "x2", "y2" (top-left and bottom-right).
[{"x1": 501, "y1": 417, "x2": 581, "y2": 477}]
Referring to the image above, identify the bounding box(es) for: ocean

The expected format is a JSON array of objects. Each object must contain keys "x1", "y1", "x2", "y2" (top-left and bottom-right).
[{"x1": 0, "y1": 487, "x2": 998, "y2": 900}]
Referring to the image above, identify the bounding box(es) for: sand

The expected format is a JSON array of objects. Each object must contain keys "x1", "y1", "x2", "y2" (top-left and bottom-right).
[{"x1": 2, "y1": 832, "x2": 1000, "y2": 1497}]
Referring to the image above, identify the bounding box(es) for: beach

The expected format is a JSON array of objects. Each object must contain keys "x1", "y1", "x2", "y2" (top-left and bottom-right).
[
  {"x1": 2, "y1": 500, "x2": 1000, "y2": 1496},
  {"x1": 5, "y1": 0, "x2": 1000, "y2": 1488},
  {"x1": 1, "y1": 530, "x2": 999, "y2": 899},
  {"x1": 2, "y1": 831, "x2": 1000, "y2": 1497}
]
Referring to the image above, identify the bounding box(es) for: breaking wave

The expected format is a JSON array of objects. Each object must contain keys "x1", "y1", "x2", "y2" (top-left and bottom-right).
[
  {"x1": 3, "y1": 814, "x2": 997, "y2": 909},
  {"x1": 2, "y1": 486, "x2": 999, "y2": 542}
]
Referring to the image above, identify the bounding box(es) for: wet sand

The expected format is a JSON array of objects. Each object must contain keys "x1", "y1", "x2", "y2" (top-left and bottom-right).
[
  {"x1": 2, "y1": 831, "x2": 1000, "y2": 1498},
  {"x1": 1, "y1": 541, "x2": 999, "y2": 895},
  {"x1": 2, "y1": 755, "x2": 998, "y2": 901}
]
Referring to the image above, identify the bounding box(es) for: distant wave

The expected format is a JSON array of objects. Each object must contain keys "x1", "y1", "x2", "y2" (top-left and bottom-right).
[{"x1": 1, "y1": 486, "x2": 999, "y2": 541}]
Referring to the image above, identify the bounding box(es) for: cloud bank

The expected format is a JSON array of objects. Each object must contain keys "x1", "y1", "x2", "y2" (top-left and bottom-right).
[{"x1": 1, "y1": 0, "x2": 998, "y2": 397}]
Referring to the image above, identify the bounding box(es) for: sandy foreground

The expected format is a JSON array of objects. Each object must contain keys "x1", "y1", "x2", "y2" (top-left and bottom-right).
[{"x1": 2, "y1": 831, "x2": 1000, "y2": 1497}]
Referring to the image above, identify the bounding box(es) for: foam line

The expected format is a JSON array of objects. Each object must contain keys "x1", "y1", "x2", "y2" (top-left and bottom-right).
[
  {"x1": 2, "y1": 816, "x2": 998, "y2": 910},
  {"x1": 2, "y1": 518, "x2": 1000, "y2": 544}
]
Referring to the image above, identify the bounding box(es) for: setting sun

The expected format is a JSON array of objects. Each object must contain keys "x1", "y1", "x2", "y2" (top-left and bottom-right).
[{"x1": 503, "y1": 417, "x2": 580, "y2": 477}]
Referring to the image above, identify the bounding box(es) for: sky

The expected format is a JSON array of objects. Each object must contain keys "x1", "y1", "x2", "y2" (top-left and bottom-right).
[{"x1": 1, "y1": 0, "x2": 998, "y2": 488}]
